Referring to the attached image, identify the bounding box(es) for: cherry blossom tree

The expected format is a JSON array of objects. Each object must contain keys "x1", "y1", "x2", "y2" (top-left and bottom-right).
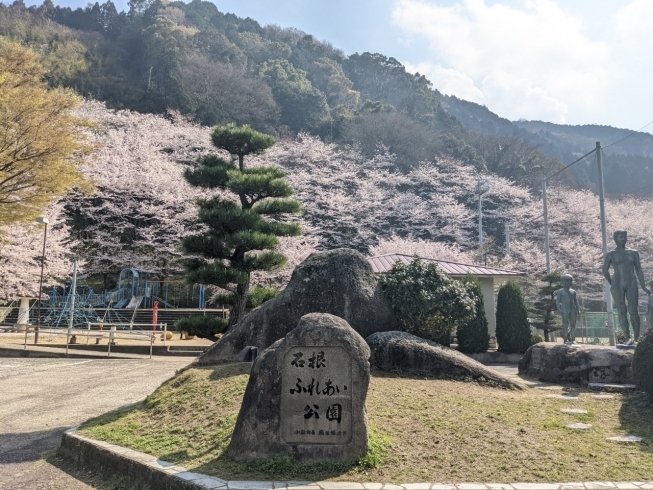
[{"x1": 0, "y1": 204, "x2": 76, "y2": 302}]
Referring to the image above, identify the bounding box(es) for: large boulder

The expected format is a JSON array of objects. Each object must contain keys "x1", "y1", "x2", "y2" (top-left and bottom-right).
[
  {"x1": 519, "y1": 343, "x2": 634, "y2": 384},
  {"x1": 366, "y1": 331, "x2": 522, "y2": 389},
  {"x1": 229, "y1": 313, "x2": 371, "y2": 462},
  {"x1": 199, "y1": 249, "x2": 394, "y2": 365}
]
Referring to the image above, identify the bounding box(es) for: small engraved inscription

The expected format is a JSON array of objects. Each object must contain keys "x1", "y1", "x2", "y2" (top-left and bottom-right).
[{"x1": 531, "y1": 348, "x2": 542, "y2": 369}]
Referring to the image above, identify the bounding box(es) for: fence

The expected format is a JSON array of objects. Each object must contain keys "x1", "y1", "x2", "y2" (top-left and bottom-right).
[
  {"x1": 572, "y1": 312, "x2": 649, "y2": 344},
  {"x1": 20, "y1": 322, "x2": 168, "y2": 359}
]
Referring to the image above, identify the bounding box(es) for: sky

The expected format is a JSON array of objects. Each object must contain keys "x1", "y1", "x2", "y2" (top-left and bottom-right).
[{"x1": 32, "y1": 0, "x2": 653, "y2": 133}]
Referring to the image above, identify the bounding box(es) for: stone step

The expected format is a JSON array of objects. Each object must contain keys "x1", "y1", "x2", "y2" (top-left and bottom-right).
[{"x1": 588, "y1": 383, "x2": 636, "y2": 392}]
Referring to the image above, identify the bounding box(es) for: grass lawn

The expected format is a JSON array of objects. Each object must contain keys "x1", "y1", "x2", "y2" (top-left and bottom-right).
[{"x1": 78, "y1": 363, "x2": 653, "y2": 483}]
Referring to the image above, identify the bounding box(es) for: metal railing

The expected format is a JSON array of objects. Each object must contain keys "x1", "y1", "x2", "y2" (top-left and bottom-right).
[{"x1": 20, "y1": 322, "x2": 168, "y2": 359}]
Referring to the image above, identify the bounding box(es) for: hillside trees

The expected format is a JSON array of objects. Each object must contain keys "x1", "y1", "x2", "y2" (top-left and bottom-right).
[
  {"x1": 259, "y1": 60, "x2": 329, "y2": 132},
  {"x1": 0, "y1": 40, "x2": 91, "y2": 228},
  {"x1": 182, "y1": 124, "x2": 302, "y2": 326}
]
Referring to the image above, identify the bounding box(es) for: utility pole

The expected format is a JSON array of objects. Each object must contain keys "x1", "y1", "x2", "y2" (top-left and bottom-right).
[
  {"x1": 476, "y1": 178, "x2": 492, "y2": 261},
  {"x1": 542, "y1": 177, "x2": 550, "y2": 273},
  {"x1": 596, "y1": 142, "x2": 615, "y2": 346},
  {"x1": 505, "y1": 223, "x2": 510, "y2": 256}
]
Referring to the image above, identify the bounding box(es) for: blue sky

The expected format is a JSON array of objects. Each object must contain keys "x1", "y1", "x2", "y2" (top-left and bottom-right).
[{"x1": 24, "y1": 0, "x2": 653, "y2": 133}]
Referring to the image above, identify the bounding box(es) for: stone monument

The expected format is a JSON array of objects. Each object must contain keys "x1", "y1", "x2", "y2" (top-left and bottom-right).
[
  {"x1": 555, "y1": 274, "x2": 580, "y2": 344},
  {"x1": 602, "y1": 230, "x2": 651, "y2": 343},
  {"x1": 228, "y1": 313, "x2": 370, "y2": 462}
]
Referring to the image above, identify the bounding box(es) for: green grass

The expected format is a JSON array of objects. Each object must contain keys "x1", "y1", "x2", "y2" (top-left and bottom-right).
[{"x1": 79, "y1": 363, "x2": 653, "y2": 483}]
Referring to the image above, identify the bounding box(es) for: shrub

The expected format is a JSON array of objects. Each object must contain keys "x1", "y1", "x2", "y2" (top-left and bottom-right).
[
  {"x1": 175, "y1": 316, "x2": 229, "y2": 340},
  {"x1": 456, "y1": 275, "x2": 490, "y2": 353},
  {"x1": 212, "y1": 285, "x2": 280, "y2": 309},
  {"x1": 380, "y1": 258, "x2": 475, "y2": 344},
  {"x1": 531, "y1": 333, "x2": 545, "y2": 344},
  {"x1": 247, "y1": 285, "x2": 280, "y2": 308},
  {"x1": 496, "y1": 280, "x2": 532, "y2": 354},
  {"x1": 633, "y1": 329, "x2": 653, "y2": 398}
]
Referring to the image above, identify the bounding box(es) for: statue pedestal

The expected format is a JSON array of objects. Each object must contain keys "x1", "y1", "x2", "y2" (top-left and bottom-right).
[{"x1": 519, "y1": 343, "x2": 634, "y2": 385}]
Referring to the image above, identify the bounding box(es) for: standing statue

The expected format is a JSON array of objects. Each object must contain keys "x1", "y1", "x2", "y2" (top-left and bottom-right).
[
  {"x1": 602, "y1": 230, "x2": 651, "y2": 344},
  {"x1": 556, "y1": 274, "x2": 580, "y2": 344}
]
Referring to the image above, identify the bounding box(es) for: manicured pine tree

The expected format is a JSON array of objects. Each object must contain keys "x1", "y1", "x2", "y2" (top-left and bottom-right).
[
  {"x1": 496, "y1": 280, "x2": 532, "y2": 354},
  {"x1": 456, "y1": 275, "x2": 490, "y2": 353},
  {"x1": 182, "y1": 124, "x2": 301, "y2": 327},
  {"x1": 530, "y1": 270, "x2": 562, "y2": 342}
]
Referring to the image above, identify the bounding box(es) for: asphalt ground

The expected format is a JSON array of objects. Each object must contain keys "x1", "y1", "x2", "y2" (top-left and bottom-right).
[{"x1": 0, "y1": 357, "x2": 194, "y2": 489}]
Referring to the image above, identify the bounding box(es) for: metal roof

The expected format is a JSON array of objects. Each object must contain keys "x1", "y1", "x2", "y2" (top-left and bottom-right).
[{"x1": 367, "y1": 254, "x2": 526, "y2": 277}]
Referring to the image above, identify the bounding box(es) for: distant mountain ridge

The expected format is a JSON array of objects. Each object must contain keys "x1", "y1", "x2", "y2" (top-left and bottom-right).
[{"x1": 442, "y1": 94, "x2": 653, "y2": 194}]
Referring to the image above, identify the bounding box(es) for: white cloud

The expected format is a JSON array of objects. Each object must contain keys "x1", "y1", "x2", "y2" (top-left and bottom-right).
[
  {"x1": 391, "y1": 0, "x2": 636, "y2": 125},
  {"x1": 403, "y1": 61, "x2": 485, "y2": 103}
]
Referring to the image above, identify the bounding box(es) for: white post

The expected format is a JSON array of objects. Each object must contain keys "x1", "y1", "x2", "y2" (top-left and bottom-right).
[
  {"x1": 17, "y1": 297, "x2": 30, "y2": 332},
  {"x1": 596, "y1": 142, "x2": 615, "y2": 346},
  {"x1": 162, "y1": 323, "x2": 167, "y2": 347},
  {"x1": 542, "y1": 178, "x2": 550, "y2": 274},
  {"x1": 65, "y1": 260, "x2": 78, "y2": 357}
]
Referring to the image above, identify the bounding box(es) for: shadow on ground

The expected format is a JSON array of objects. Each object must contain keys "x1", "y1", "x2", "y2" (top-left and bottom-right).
[
  {"x1": 618, "y1": 391, "x2": 653, "y2": 452},
  {"x1": 0, "y1": 427, "x2": 68, "y2": 464}
]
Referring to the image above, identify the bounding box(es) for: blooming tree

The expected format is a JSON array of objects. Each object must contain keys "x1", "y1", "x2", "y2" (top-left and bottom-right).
[{"x1": 0, "y1": 204, "x2": 76, "y2": 302}]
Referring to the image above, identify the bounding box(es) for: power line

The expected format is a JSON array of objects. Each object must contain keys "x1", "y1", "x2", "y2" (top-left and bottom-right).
[
  {"x1": 605, "y1": 119, "x2": 653, "y2": 148},
  {"x1": 546, "y1": 147, "x2": 597, "y2": 180}
]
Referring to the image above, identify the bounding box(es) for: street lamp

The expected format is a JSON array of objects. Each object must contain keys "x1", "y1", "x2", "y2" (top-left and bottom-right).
[{"x1": 34, "y1": 217, "x2": 49, "y2": 344}]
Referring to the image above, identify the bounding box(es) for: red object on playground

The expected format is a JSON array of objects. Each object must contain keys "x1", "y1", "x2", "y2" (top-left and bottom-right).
[{"x1": 152, "y1": 301, "x2": 159, "y2": 331}]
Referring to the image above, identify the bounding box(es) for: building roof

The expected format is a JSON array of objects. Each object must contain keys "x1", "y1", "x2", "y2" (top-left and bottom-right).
[{"x1": 367, "y1": 254, "x2": 526, "y2": 278}]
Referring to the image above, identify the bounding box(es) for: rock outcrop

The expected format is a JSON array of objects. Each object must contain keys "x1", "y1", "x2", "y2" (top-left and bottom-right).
[
  {"x1": 229, "y1": 313, "x2": 370, "y2": 462},
  {"x1": 199, "y1": 249, "x2": 394, "y2": 364},
  {"x1": 518, "y1": 342, "x2": 634, "y2": 384},
  {"x1": 366, "y1": 331, "x2": 522, "y2": 389}
]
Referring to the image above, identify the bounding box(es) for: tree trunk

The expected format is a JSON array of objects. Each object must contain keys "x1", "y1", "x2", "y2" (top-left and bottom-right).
[{"x1": 229, "y1": 279, "x2": 250, "y2": 329}]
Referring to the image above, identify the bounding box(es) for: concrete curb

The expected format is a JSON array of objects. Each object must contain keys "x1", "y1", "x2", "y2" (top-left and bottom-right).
[
  {"x1": 0, "y1": 344, "x2": 200, "y2": 359},
  {"x1": 58, "y1": 428, "x2": 653, "y2": 490}
]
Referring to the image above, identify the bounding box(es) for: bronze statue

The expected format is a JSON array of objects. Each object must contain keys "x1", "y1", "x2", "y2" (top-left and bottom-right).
[
  {"x1": 556, "y1": 274, "x2": 580, "y2": 344},
  {"x1": 602, "y1": 230, "x2": 651, "y2": 344}
]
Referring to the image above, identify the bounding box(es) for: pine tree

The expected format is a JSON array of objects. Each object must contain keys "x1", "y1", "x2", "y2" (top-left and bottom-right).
[
  {"x1": 496, "y1": 280, "x2": 532, "y2": 354},
  {"x1": 530, "y1": 270, "x2": 562, "y2": 341},
  {"x1": 456, "y1": 275, "x2": 490, "y2": 353},
  {"x1": 182, "y1": 124, "x2": 301, "y2": 327}
]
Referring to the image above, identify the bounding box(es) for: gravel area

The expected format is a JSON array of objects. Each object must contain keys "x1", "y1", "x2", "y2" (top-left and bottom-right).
[{"x1": 0, "y1": 357, "x2": 194, "y2": 489}]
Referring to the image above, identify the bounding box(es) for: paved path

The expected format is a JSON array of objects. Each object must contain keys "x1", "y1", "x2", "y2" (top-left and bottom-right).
[{"x1": 0, "y1": 357, "x2": 194, "y2": 489}]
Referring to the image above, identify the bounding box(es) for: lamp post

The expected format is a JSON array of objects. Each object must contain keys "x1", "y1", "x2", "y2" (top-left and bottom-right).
[{"x1": 34, "y1": 217, "x2": 49, "y2": 344}]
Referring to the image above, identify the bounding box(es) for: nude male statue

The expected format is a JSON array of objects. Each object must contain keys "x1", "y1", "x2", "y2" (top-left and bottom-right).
[
  {"x1": 556, "y1": 274, "x2": 581, "y2": 344},
  {"x1": 602, "y1": 230, "x2": 651, "y2": 344}
]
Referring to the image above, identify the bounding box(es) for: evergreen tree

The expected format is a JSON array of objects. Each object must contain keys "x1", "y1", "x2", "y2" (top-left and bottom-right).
[
  {"x1": 456, "y1": 275, "x2": 490, "y2": 353},
  {"x1": 530, "y1": 270, "x2": 562, "y2": 341},
  {"x1": 182, "y1": 123, "x2": 301, "y2": 327},
  {"x1": 496, "y1": 280, "x2": 532, "y2": 354}
]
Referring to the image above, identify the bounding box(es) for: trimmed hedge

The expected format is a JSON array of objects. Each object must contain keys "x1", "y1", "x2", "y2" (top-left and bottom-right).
[
  {"x1": 456, "y1": 275, "x2": 490, "y2": 353},
  {"x1": 175, "y1": 316, "x2": 228, "y2": 340},
  {"x1": 496, "y1": 280, "x2": 532, "y2": 354}
]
